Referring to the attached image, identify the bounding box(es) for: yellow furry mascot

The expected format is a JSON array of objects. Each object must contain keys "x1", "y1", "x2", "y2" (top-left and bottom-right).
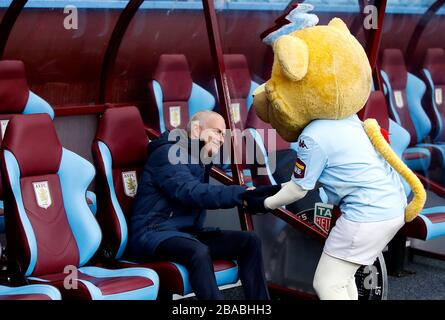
[
  {"x1": 254, "y1": 5, "x2": 425, "y2": 222},
  {"x1": 250, "y1": 3, "x2": 426, "y2": 300}
]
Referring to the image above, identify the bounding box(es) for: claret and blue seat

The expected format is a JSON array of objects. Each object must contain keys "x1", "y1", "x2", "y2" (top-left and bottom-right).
[
  {"x1": 363, "y1": 91, "x2": 445, "y2": 274},
  {"x1": 0, "y1": 113, "x2": 159, "y2": 300},
  {"x1": 0, "y1": 60, "x2": 96, "y2": 234},
  {"x1": 92, "y1": 106, "x2": 239, "y2": 299},
  {"x1": 380, "y1": 49, "x2": 445, "y2": 172}
]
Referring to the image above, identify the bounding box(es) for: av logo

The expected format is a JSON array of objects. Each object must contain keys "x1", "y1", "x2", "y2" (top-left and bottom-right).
[
  {"x1": 169, "y1": 106, "x2": 181, "y2": 128},
  {"x1": 394, "y1": 91, "x2": 404, "y2": 108},
  {"x1": 122, "y1": 171, "x2": 138, "y2": 197},
  {"x1": 230, "y1": 103, "x2": 241, "y2": 124},
  {"x1": 0, "y1": 119, "x2": 9, "y2": 139},
  {"x1": 33, "y1": 181, "x2": 52, "y2": 209},
  {"x1": 314, "y1": 202, "x2": 333, "y2": 234},
  {"x1": 436, "y1": 88, "x2": 442, "y2": 105}
]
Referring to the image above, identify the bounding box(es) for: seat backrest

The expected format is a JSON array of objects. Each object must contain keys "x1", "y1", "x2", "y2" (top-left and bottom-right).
[
  {"x1": 381, "y1": 49, "x2": 431, "y2": 146},
  {"x1": 223, "y1": 54, "x2": 259, "y2": 131},
  {"x1": 362, "y1": 90, "x2": 411, "y2": 195},
  {"x1": 422, "y1": 48, "x2": 445, "y2": 142},
  {"x1": 92, "y1": 106, "x2": 148, "y2": 260},
  {"x1": 243, "y1": 104, "x2": 294, "y2": 186},
  {"x1": 1, "y1": 114, "x2": 100, "y2": 277},
  {"x1": 148, "y1": 54, "x2": 215, "y2": 133},
  {"x1": 0, "y1": 60, "x2": 55, "y2": 199},
  {"x1": 245, "y1": 105, "x2": 291, "y2": 153},
  {"x1": 0, "y1": 60, "x2": 54, "y2": 142},
  {"x1": 363, "y1": 91, "x2": 390, "y2": 132}
]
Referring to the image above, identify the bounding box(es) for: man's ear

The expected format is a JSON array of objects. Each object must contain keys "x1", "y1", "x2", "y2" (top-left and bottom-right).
[
  {"x1": 189, "y1": 120, "x2": 201, "y2": 139},
  {"x1": 274, "y1": 35, "x2": 309, "y2": 82}
]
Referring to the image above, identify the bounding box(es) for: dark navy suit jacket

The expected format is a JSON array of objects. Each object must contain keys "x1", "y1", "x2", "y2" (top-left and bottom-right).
[{"x1": 129, "y1": 131, "x2": 246, "y2": 258}]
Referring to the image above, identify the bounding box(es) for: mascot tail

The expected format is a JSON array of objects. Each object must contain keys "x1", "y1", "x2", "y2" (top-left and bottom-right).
[{"x1": 363, "y1": 118, "x2": 426, "y2": 222}]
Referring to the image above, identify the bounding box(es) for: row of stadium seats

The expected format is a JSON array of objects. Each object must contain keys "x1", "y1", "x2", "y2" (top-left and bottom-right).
[
  {"x1": 147, "y1": 54, "x2": 317, "y2": 194},
  {"x1": 380, "y1": 48, "x2": 445, "y2": 173},
  {"x1": 0, "y1": 61, "x2": 239, "y2": 299},
  {"x1": 364, "y1": 91, "x2": 445, "y2": 243},
  {"x1": 0, "y1": 61, "x2": 97, "y2": 234}
]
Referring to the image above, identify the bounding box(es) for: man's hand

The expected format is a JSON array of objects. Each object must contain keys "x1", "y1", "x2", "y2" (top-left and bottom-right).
[
  {"x1": 241, "y1": 185, "x2": 281, "y2": 215},
  {"x1": 242, "y1": 193, "x2": 268, "y2": 215},
  {"x1": 245, "y1": 185, "x2": 281, "y2": 197}
]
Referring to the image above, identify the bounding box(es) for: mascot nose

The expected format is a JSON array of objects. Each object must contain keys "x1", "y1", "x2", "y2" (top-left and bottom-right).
[
  {"x1": 253, "y1": 83, "x2": 266, "y2": 97},
  {"x1": 252, "y1": 86, "x2": 270, "y2": 123}
]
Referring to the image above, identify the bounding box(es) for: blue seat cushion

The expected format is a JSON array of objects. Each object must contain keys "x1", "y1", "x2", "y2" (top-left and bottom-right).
[
  {"x1": 117, "y1": 259, "x2": 238, "y2": 297},
  {"x1": 418, "y1": 208, "x2": 445, "y2": 241},
  {"x1": 402, "y1": 147, "x2": 431, "y2": 172},
  {"x1": 417, "y1": 143, "x2": 445, "y2": 168},
  {"x1": 28, "y1": 266, "x2": 159, "y2": 300},
  {"x1": 172, "y1": 260, "x2": 238, "y2": 296},
  {"x1": 0, "y1": 284, "x2": 61, "y2": 300}
]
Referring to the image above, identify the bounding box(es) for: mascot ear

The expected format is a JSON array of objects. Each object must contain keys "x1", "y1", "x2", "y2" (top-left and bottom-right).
[
  {"x1": 274, "y1": 35, "x2": 309, "y2": 81},
  {"x1": 328, "y1": 17, "x2": 350, "y2": 34}
]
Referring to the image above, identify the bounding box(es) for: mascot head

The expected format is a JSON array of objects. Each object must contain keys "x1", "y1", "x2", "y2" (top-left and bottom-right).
[{"x1": 253, "y1": 3, "x2": 372, "y2": 141}]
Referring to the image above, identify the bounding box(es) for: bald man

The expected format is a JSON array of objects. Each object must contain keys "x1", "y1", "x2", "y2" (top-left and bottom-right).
[{"x1": 129, "y1": 111, "x2": 273, "y2": 300}]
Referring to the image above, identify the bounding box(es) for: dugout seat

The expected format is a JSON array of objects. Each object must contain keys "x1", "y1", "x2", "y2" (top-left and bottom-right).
[
  {"x1": 220, "y1": 54, "x2": 260, "y2": 131},
  {"x1": 381, "y1": 49, "x2": 445, "y2": 171},
  {"x1": 363, "y1": 90, "x2": 445, "y2": 241},
  {"x1": 422, "y1": 48, "x2": 445, "y2": 144},
  {"x1": 92, "y1": 106, "x2": 239, "y2": 298},
  {"x1": 1, "y1": 114, "x2": 159, "y2": 300},
  {"x1": 0, "y1": 60, "x2": 96, "y2": 233},
  {"x1": 147, "y1": 54, "x2": 215, "y2": 133},
  {"x1": 0, "y1": 284, "x2": 61, "y2": 300}
]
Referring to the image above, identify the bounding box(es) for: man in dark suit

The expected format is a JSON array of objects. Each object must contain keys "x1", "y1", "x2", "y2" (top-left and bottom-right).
[{"x1": 129, "y1": 110, "x2": 277, "y2": 300}]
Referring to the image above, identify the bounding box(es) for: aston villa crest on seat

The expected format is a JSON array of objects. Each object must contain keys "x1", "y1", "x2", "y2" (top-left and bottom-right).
[
  {"x1": 33, "y1": 181, "x2": 52, "y2": 209},
  {"x1": 122, "y1": 171, "x2": 138, "y2": 197}
]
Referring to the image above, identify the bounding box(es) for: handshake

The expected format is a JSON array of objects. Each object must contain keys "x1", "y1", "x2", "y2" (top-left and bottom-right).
[{"x1": 241, "y1": 185, "x2": 282, "y2": 215}]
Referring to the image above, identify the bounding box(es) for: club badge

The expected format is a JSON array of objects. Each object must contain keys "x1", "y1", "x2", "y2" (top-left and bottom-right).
[
  {"x1": 122, "y1": 171, "x2": 138, "y2": 197},
  {"x1": 230, "y1": 103, "x2": 241, "y2": 124},
  {"x1": 314, "y1": 202, "x2": 333, "y2": 234},
  {"x1": 1, "y1": 119, "x2": 9, "y2": 139},
  {"x1": 394, "y1": 91, "x2": 404, "y2": 108},
  {"x1": 169, "y1": 106, "x2": 181, "y2": 128},
  {"x1": 436, "y1": 88, "x2": 442, "y2": 105},
  {"x1": 33, "y1": 181, "x2": 52, "y2": 209},
  {"x1": 293, "y1": 158, "x2": 306, "y2": 179}
]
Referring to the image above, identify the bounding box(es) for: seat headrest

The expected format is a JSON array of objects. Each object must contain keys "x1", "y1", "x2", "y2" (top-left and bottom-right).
[
  {"x1": 0, "y1": 60, "x2": 30, "y2": 114},
  {"x1": 363, "y1": 91, "x2": 389, "y2": 131},
  {"x1": 2, "y1": 114, "x2": 62, "y2": 177},
  {"x1": 246, "y1": 107, "x2": 290, "y2": 152},
  {"x1": 381, "y1": 49, "x2": 407, "y2": 90},
  {"x1": 153, "y1": 54, "x2": 193, "y2": 102},
  {"x1": 95, "y1": 106, "x2": 148, "y2": 168},
  {"x1": 424, "y1": 48, "x2": 445, "y2": 85},
  {"x1": 224, "y1": 54, "x2": 251, "y2": 99}
]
